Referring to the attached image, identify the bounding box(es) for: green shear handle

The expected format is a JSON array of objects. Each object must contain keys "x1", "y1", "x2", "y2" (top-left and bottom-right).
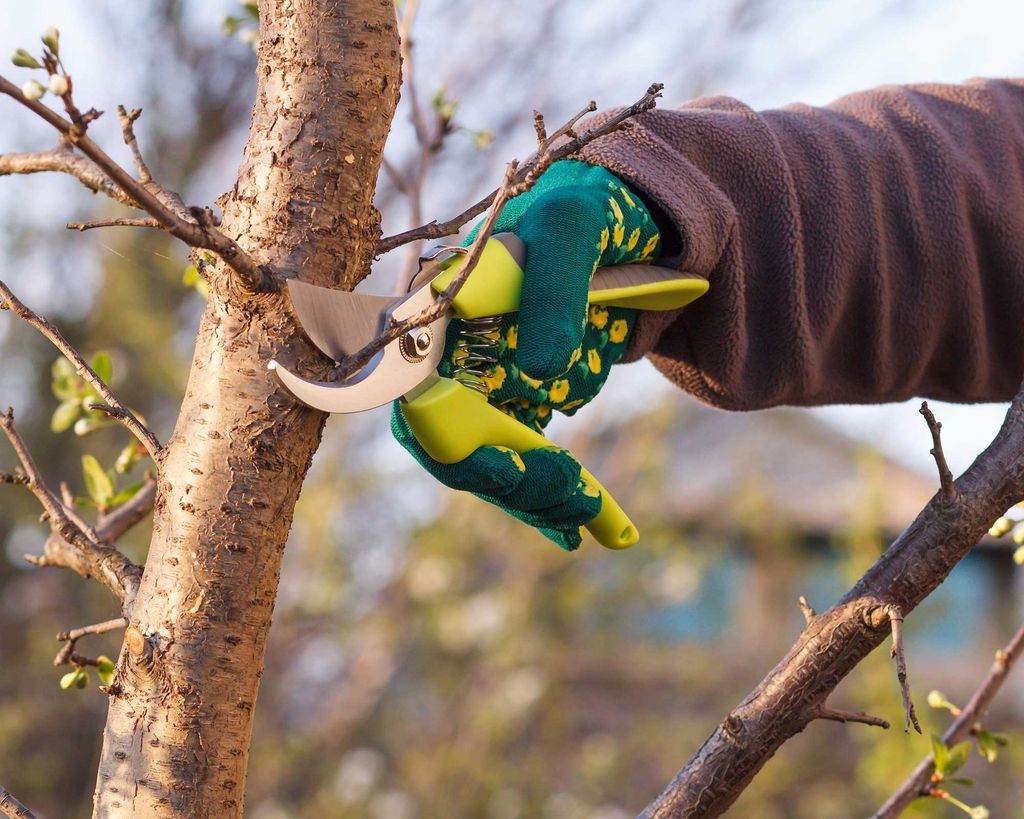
[{"x1": 401, "y1": 235, "x2": 708, "y2": 549}]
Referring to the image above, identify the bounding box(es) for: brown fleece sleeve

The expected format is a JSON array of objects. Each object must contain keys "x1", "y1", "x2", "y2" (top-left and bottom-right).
[{"x1": 577, "y1": 79, "x2": 1024, "y2": 410}]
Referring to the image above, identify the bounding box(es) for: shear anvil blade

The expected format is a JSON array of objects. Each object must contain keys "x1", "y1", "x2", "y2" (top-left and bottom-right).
[{"x1": 287, "y1": 279, "x2": 400, "y2": 361}]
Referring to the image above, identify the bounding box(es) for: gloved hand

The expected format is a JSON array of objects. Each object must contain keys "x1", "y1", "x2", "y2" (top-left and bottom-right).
[{"x1": 392, "y1": 159, "x2": 661, "y2": 550}]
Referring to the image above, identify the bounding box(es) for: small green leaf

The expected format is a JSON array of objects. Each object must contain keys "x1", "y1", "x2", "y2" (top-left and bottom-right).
[
  {"x1": 96, "y1": 656, "x2": 115, "y2": 686},
  {"x1": 91, "y1": 351, "x2": 112, "y2": 384},
  {"x1": 59, "y1": 669, "x2": 81, "y2": 689},
  {"x1": 75, "y1": 669, "x2": 88, "y2": 688},
  {"x1": 11, "y1": 49, "x2": 42, "y2": 69},
  {"x1": 51, "y1": 357, "x2": 79, "y2": 399},
  {"x1": 115, "y1": 442, "x2": 140, "y2": 475},
  {"x1": 82, "y1": 454, "x2": 114, "y2": 505},
  {"x1": 41, "y1": 28, "x2": 59, "y2": 56},
  {"x1": 108, "y1": 481, "x2": 144, "y2": 508},
  {"x1": 183, "y1": 264, "x2": 199, "y2": 286},
  {"x1": 50, "y1": 399, "x2": 80, "y2": 433},
  {"x1": 991, "y1": 732, "x2": 1009, "y2": 747},
  {"x1": 976, "y1": 730, "x2": 999, "y2": 763},
  {"x1": 242, "y1": 1, "x2": 259, "y2": 20},
  {"x1": 931, "y1": 735, "x2": 949, "y2": 772},
  {"x1": 945, "y1": 740, "x2": 972, "y2": 775}
]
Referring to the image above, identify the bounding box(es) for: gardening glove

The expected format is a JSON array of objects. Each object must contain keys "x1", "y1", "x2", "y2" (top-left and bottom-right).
[{"x1": 392, "y1": 159, "x2": 661, "y2": 550}]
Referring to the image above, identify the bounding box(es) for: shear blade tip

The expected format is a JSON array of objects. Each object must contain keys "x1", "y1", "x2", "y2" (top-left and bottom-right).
[{"x1": 267, "y1": 360, "x2": 279, "y2": 371}]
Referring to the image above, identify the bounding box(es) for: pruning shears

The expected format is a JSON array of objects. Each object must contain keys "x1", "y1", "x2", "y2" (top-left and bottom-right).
[{"x1": 268, "y1": 233, "x2": 708, "y2": 549}]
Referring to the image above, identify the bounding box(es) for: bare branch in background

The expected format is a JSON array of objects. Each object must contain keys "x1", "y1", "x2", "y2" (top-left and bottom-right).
[
  {"x1": 0, "y1": 75, "x2": 272, "y2": 292},
  {"x1": 374, "y1": 83, "x2": 662, "y2": 256},
  {"x1": 0, "y1": 784, "x2": 36, "y2": 819},
  {"x1": 0, "y1": 277, "x2": 162, "y2": 460},
  {"x1": 640, "y1": 390, "x2": 1024, "y2": 818},
  {"x1": 874, "y1": 621, "x2": 1024, "y2": 818}
]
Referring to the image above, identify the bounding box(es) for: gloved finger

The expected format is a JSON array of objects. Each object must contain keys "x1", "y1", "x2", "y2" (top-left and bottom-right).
[
  {"x1": 515, "y1": 186, "x2": 606, "y2": 380},
  {"x1": 392, "y1": 404, "x2": 527, "y2": 496},
  {"x1": 497, "y1": 446, "x2": 582, "y2": 512}
]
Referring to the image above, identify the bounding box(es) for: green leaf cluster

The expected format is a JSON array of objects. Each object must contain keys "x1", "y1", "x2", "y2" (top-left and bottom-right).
[
  {"x1": 80, "y1": 455, "x2": 144, "y2": 513},
  {"x1": 58, "y1": 656, "x2": 114, "y2": 692},
  {"x1": 50, "y1": 353, "x2": 113, "y2": 436}
]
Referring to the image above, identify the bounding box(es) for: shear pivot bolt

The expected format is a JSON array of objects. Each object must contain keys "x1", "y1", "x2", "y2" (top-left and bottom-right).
[{"x1": 400, "y1": 328, "x2": 432, "y2": 362}]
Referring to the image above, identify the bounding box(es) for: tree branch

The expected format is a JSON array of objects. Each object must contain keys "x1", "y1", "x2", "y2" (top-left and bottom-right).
[
  {"x1": 54, "y1": 617, "x2": 127, "y2": 667},
  {"x1": 888, "y1": 604, "x2": 922, "y2": 734},
  {"x1": 0, "y1": 75, "x2": 272, "y2": 293},
  {"x1": 0, "y1": 141, "x2": 136, "y2": 206},
  {"x1": 814, "y1": 707, "x2": 890, "y2": 730},
  {"x1": 0, "y1": 277, "x2": 162, "y2": 460},
  {"x1": 640, "y1": 389, "x2": 1024, "y2": 818},
  {"x1": 873, "y1": 620, "x2": 1024, "y2": 818},
  {"x1": 67, "y1": 216, "x2": 162, "y2": 232},
  {"x1": 1, "y1": 408, "x2": 142, "y2": 607},
  {"x1": 374, "y1": 83, "x2": 662, "y2": 256},
  {"x1": 0, "y1": 785, "x2": 35, "y2": 819}
]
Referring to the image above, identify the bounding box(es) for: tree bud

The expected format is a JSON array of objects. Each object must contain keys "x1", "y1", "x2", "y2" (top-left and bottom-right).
[
  {"x1": 21, "y1": 80, "x2": 45, "y2": 101},
  {"x1": 11, "y1": 49, "x2": 41, "y2": 69},
  {"x1": 48, "y1": 74, "x2": 68, "y2": 96},
  {"x1": 41, "y1": 27, "x2": 60, "y2": 56}
]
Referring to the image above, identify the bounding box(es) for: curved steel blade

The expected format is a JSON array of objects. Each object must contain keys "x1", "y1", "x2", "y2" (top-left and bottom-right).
[
  {"x1": 287, "y1": 280, "x2": 400, "y2": 361},
  {"x1": 269, "y1": 285, "x2": 448, "y2": 413}
]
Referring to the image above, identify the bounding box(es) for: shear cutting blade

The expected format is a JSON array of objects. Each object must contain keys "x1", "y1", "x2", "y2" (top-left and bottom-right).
[
  {"x1": 287, "y1": 280, "x2": 400, "y2": 361},
  {"x1": 269, "y1": 283, "x2": 448, "y2": 413}
]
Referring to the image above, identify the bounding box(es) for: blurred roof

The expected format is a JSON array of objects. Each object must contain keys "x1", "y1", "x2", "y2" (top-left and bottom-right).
[{"x1": 593, "y1": 397, "x2": 942, "y2": 536}]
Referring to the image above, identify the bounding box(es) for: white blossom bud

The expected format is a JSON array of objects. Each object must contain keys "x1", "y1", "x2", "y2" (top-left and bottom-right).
[
  {"x1": 21, "y1": 80, "x2": 45, "y2": 101},
  {"x1": 47, "y1": 74, "x2": 68, "y2": 96}
]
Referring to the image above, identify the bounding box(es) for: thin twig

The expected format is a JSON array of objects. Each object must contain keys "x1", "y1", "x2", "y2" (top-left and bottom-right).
[
  {"x1": 0, "y1": 470, "x2": 27, "y2": 485},
  {"x1": 54, "y1": 617, "x2": 127, "y2": 667},
  {"x1": 815, "y1": 707, "x2": 890, "y2": 729},
  {"x1": 0, "y1": 278, "x2": 162, "y2": 460},
  {"x1": 888, "y1": 604, "x2": 922, "y2": 734},
  {"x1": 920, "y1": 401, "x2": 957, "y2": 501},
  {"x1": 0, "y1": 75, "x2": 272, "y2": 292},
  {"x1": 67, "y1": 217, "x2": 161, "y2": 232},
  {"x1": 375, "y1": 83, "x2": 662, "y2": 255},
  {"x1": 873, "y1": 620, "x2": 1024, "y2": 818},
  {"x1": 798, "y1": 595, "x2": 816, "y2": 624},
  {"x1": 0, "y1": 784, "x2": 36, "y2": 819}
]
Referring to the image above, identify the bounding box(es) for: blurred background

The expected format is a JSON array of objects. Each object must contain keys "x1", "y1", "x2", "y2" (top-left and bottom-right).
[{"x1": 1, "y1": 1, "x2": 1023, "y2": 817}]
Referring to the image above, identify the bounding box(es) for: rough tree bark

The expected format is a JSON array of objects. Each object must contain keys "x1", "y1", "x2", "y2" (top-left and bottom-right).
[{"x1": 91, "y1": 3, "x2": 400, "y2": 816}]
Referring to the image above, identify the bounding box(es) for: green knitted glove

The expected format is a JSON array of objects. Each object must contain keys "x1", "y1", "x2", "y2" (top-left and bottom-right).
[{"x1": 393, "y1": 159, "x2": 661, "y2": 550}]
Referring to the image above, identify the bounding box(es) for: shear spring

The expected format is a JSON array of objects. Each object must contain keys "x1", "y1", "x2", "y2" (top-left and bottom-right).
[{"x1": 453, "y1": 315, "x2": 502, "y2": 394}]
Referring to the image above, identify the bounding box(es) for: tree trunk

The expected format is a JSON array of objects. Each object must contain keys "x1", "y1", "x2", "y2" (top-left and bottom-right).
[{"x1": 92, "y1": 3, "x2": 400, "y2": 816}]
